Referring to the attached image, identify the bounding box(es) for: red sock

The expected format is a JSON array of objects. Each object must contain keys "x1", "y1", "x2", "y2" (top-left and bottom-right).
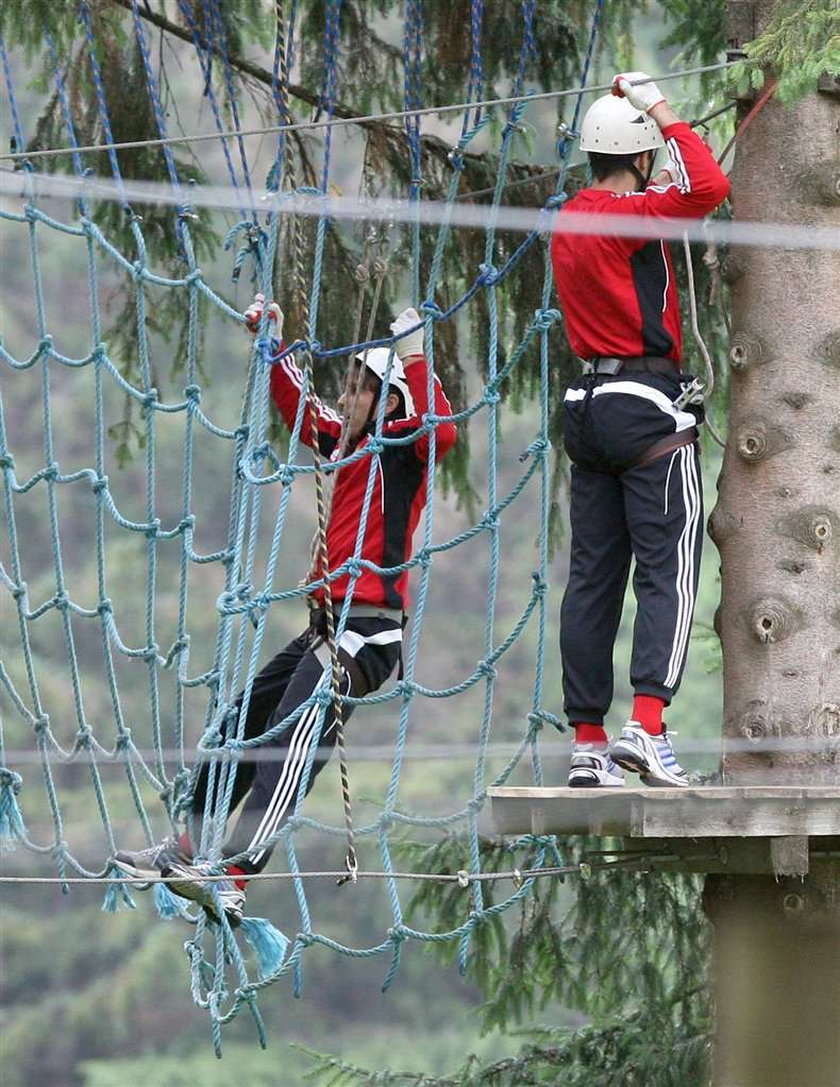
[
  {"x1": 632, "y1": 695, "x2": 666, "y2": 736},
  {"x1": 226, "y1": 864, "x2": 249, "y2": 892},
  {"x1": 573, "y1": 722, "x2": 609, "y2": 746}
]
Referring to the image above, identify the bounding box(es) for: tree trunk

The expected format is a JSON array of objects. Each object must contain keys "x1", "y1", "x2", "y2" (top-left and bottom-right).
[
  {"x1": 704, "y1": 863, "x2": 840, "y2": 1087},
  {"x1": 708, "y1": 3, "x2": 840, "y2": 787},
  {"x1": 705, "y1": 4, "x2": 840, "y2": 1083}
]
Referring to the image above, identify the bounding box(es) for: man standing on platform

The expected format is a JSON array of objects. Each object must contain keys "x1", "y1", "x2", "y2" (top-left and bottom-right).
[{"x1": 550, "y1": 71, "x2": 730, "y2": 788}]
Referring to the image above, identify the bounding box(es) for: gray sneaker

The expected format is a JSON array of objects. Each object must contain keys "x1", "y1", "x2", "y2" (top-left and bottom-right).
[
  {"x1": 610, "y1": 721, "x2": 689, "y2": 787},
  {"x1": 568, "y1": 744, "x2": 625, "y2": 787},
  {"x1": 113, "y1": 836, "x2": 192, "y2": 881},
  {"x1": 161, "y1": 860, "x2": 246, "y2": 926}
]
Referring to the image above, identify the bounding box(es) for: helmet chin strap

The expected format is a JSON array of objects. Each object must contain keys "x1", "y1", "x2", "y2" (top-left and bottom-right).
[{"x1": 630, "y1": 151, "x2": 654, "y2": 192}]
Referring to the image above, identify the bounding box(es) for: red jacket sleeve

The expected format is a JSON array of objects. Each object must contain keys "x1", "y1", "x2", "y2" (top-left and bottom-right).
[
  {"x1": 268, "y1": 346, "x2": 343, "y2": 452},
  {"x1": 392, "y1": 353, "x2": 457, "y2": 462}
]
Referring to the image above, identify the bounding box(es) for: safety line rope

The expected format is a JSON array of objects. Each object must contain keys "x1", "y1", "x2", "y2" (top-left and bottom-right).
[{"x1": 0, "y1": 60, "x2": 744, "y2": 165}]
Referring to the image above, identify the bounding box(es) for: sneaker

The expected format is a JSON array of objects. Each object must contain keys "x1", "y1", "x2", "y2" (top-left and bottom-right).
[
  {"x1": 161, "y1": 860, "x2": 246, "y2": 926},
  {"x1": 112, "y1": 836, "x2": 192, "y2": 881},
  {"x1": 610, "y1": 721, "x2": 689, "y2": 787},
  {"x1": 568, "y1": 744, "x2": 625, "y2": 787}
]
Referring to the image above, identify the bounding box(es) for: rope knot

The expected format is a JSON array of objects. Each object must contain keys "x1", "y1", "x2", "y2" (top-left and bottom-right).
[
  {"x1": 528, "y1": 709, "x2": 566, "y2": 734},
  {"x1": 91, "y1": 474, "x2": 108, "y2": 494},
  {"x1": 545, "y1": 192, "x2": 568, "y2": 210},
  {"x1": 518, "y1": 437, "x2": 549, "y2": 462},
  {"x1": 0, "y1": 768, "x2": 22, "y2": 792},
  {"x1": 477, "y1": 659, "x2": 497, "y2": 680},
  {"x1": 0, "y1": 452, "x2": 14, "y2": 470},
  {"x1": 387, "y1": 924, "x2": 409, "y2": 944},
  {"x1": 252, "y1": 591, "x2": 271, "y2": 615},
  {"x1": 478, "y1": 263, "x2": 500, "y2": 286},
  {"x1": 74, "y1": 727, "x2": 93, "y2": 749},
  {"x1": 34, "y1": 715, "x2": 50, "y2": 736},
  {"x1": 533, "y1": 306, "x2": 562, "y2": 331},
  {"x1": 530, "y1": 571, "x2": 548, "y2": 597},
  {"x1": 483, "y1": 387, "x2": 501, "y2": 406},
  {"x1": 526, "y1": 711, "x2": 545, "y2": 735},
  {"x1": 394, "y1": 678, "x2": 415, "y2": 701},
  {"x1": 184, "y1": 384, "x2": 201, "y2": 402}
]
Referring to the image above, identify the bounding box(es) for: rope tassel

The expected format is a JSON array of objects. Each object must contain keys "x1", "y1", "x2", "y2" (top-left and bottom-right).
[
  {"x1": 240, "y1": 916, "x2": 289, "y2": 979},
  {"x1": 101, "y1": 868, "x2": 137, "y2": 913},
  {"x1": 154, "y1": 881, "x2": 187, "y2": 920},
  {"x1": 0, "y1": 769, "x2": 26, "y2": 851}
]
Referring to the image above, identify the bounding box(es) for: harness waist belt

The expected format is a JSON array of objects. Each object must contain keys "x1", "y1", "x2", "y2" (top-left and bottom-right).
[
  {"x1": 627, "y1": 427, "x2": 698, "y2": 471},
  {"x1": 584, "y1": 356, "x2": 681, "y2": 376}
]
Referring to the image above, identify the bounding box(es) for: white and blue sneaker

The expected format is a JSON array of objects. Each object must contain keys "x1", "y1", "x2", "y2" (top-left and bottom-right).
[
  {"x1": 610, "y1": 721, "x2": 689, "y2": 787},
  {"x1": 161, "y1": 859, "x2": 247, "y2": 926},
  {"x1": 112, "y1": 835, "x2": 192, "y2": 881},
  {"x1": 568, "y1": 744, "x2": 625, "y2": 788}
]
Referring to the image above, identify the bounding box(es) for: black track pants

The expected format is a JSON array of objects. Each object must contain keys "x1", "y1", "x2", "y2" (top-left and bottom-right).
[
  {"x1": 560, "y1": 442, "x2": 703, "y2": 726},
  {"x1": 189, "y1": 614, "x2": 402, "y2": 873}
]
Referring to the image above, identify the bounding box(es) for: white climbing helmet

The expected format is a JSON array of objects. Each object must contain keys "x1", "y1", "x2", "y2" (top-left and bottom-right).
[
  {"x1": 354, "y1": 347, "x2": 415, "y2": 418},
  {"x1": 579, "y1": 93, "x2": 664, "y2": 154}
]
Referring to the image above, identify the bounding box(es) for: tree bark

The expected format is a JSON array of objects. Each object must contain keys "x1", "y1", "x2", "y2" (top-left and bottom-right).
[
  {"x1": 704, "y1": 862, "x2": 840, "y2": 1087},
  {"x1": 706, "y1": 5, "x2": 840, "y2": 1084},
  {"x1": 709, "y1": 2, "x2": 840, "y2": 787}
]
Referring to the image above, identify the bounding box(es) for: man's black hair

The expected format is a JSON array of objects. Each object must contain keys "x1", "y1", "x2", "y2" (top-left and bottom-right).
[{"x1": 588, "y1": 150, "x2": 643, "y2": 182}]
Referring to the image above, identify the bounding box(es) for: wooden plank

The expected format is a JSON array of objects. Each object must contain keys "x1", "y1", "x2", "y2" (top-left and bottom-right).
[
  {"x1": 487, "y1": 786, "x2": 840, "y2": 839},
  {"x1": 770, "y1": 836, "x2": 810, "y2": 877}
]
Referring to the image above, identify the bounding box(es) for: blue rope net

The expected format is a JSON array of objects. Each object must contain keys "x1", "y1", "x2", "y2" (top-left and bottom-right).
[{"x1": 0, "y1": 0, "x2": 604, "y2": 1050}]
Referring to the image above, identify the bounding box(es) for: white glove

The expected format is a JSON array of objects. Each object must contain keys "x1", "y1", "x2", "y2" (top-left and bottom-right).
[
  {"x1": 611, "y1": 71, "x2": 665, "y2": 114},
  {"x1": 244, "y1": 292, "x2": 284, "y2": 339},
  {"x1": 655, "y1": 159, "x2": 680, "y2": 184},
  {"x1": 390, "y1": 307, "x2": 424, "y2": 360}
]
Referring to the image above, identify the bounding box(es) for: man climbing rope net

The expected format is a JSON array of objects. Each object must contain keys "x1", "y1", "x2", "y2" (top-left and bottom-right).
[
  {"x1": 550, "y1": 71, "x2": 730, "y2": 789},
  {"x1": 114, "y1": 302, "x2": 457, "y2": 923}
]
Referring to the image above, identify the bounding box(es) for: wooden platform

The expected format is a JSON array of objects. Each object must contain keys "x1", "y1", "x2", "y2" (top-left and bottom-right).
[{"x1": 487, "y1": 786, "x2": 840, "y2": 875}]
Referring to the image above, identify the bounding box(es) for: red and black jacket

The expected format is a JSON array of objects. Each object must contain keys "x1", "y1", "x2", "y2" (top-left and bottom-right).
[
  {"x1": 270, "y1": 351, "x2": 457, "y2": 611},
  {"x1": 551, "y1": 122, "x2": 730, "y2": 363}
]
